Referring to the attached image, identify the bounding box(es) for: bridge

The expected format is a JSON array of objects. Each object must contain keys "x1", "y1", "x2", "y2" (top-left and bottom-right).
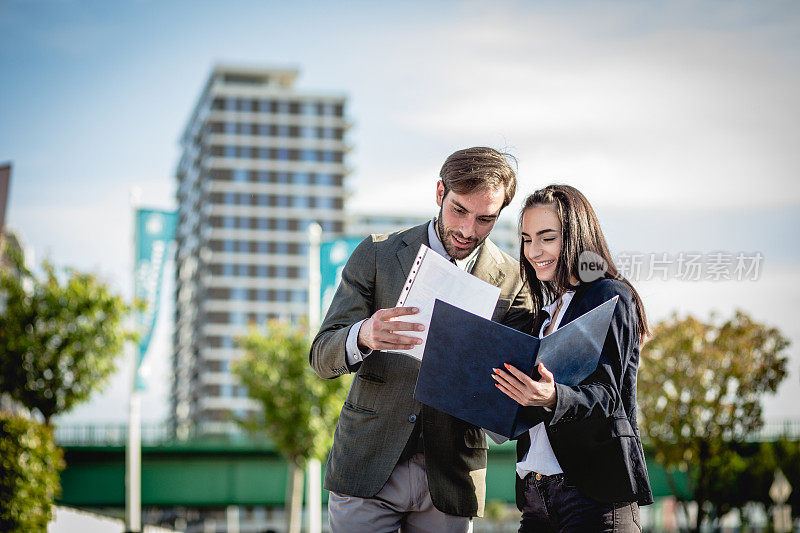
[{"x1": 55, "y1": 421, "x2": 800, "y2": 508}]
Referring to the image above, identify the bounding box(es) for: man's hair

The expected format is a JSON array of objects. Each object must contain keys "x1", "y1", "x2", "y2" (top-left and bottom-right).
[{"x1": 439, "y1": 147, "x2": 517, "y2": 209}]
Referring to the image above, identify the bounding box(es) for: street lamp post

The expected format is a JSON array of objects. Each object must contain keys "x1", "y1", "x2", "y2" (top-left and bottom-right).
[
  {"x1": 306, "y1": 222, "x2": 322, "y2": 533},
  {"x1": 126, "y1": 188, "x2": 142, "y2": 533},
  {"x1": 770, "y1": 469, "x2": 792, "y2": 533}
]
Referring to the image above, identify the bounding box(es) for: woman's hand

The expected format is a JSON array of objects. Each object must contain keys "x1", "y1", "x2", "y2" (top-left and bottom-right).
[{"x1": 492, "y1": 362, "x2": 556, "y2": 408}]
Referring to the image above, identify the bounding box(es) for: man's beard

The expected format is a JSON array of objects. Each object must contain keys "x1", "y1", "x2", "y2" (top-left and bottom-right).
[{"x1": 436, "y1": 208, "x2": 484, "y2": 260}]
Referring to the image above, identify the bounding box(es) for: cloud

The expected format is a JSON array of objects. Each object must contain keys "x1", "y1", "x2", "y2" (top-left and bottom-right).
[{"x1": 349, "y1": 1, "x2": 800, "y2": 211}]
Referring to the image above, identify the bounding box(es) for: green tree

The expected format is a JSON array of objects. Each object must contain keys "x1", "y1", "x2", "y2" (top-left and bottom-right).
[
  {"x1": 638, "y1": 310, "x2": 789, "y2": 532},
  {"x1": 0, "y1": 412, "x2": 64, "y2": 533},
  {"x1": 0, "y1": 238, "x2": 134, "y2": 424},
  {"x1": 233, "y1": 319, "x2": 351, "y2": 533}
]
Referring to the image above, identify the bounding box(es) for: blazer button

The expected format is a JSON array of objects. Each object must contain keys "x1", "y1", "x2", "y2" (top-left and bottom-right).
[{"x1": 408, "y1": 414, "x2": 417, "y2": 423}]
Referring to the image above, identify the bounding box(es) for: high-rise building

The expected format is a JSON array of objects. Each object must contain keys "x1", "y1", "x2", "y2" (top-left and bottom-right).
[{"x1": 171, "y1": 65, "x2": 350, "y2": 437}]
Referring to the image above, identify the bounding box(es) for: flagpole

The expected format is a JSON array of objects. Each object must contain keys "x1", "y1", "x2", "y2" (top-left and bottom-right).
[
  {"x1": 306, "y1": 222, "x2": 322, "y2": 533},
  {"x1": 126, "y1": 188, "x2": 142, "y2": 533}
]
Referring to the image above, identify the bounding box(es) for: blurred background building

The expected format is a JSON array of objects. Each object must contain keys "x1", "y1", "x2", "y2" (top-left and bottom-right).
[{"x1": 171, "y1": 65, "x2": 350, "y2": 437}]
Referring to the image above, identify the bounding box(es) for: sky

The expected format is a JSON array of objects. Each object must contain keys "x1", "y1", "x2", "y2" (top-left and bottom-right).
[{"x1": 1, "y1": 0, "x2": 798, "y2": 427}]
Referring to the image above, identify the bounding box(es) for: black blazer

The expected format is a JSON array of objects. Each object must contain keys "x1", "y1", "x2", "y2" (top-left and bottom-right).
[{"x1": 515, "y1": 278, "x2": 654, "y2": 508}]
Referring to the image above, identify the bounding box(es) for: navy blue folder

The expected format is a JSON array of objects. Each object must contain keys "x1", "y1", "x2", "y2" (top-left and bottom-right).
[{"x1": 413, "y1": 296, "x2": 618, "y2": 439}]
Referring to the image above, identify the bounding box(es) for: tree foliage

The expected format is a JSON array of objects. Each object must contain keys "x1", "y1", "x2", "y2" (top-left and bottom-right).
[
  {"x1": 233, "y1": 319, "x2": 351, "y2": 467},
  {"x1": 0, "y1": 238, "x2": 134, "y2": 424},
  {"x1": 638, "y1": 310, "x2": 789, "y2": 531},
  {"x1": 234, "y1": 320, "x2": 351, "y2": 533},
  {"x1": 0, "y1": 412, "x2": 64, "y2": 533}
]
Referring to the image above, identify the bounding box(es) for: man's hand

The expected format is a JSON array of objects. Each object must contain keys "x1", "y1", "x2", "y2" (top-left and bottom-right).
[
  {"x1": 357, "y1": 306, "x2": 424, "y2": 352},
  {"x1": 492, "y1": 362, "x2": 557, "y2": 408}
]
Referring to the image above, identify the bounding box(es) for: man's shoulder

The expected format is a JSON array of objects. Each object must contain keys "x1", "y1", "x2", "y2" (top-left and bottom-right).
[
  {"x1": 367, "y1": 221, "x2": 428, "y2": 247},
  {"x1": 483, "y1": 238, "x2": 521, "y2": 270}
]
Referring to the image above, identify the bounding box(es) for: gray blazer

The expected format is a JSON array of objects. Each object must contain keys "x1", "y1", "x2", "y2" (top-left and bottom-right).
[{"x1": 310, "y1": 222, "x2": 534, "y2": 517}]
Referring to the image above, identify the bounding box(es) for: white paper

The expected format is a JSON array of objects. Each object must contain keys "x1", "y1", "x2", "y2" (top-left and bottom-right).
[{"x1": 393, "y1": 244, "x2": 501, "y2": 360}]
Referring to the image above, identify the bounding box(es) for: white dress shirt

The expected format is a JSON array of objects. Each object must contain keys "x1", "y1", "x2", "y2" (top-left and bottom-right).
[{"x1": 515, "y1": 290, "x2": 575, "y2": 479}]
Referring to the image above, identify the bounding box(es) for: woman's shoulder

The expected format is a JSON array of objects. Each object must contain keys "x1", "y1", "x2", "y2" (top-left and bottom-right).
[{"x1": 579, "y1": 277, "x2": 634, "y2": 306}]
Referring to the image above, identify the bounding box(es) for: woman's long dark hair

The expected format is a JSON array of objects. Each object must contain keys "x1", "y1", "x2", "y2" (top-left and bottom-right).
[{"x1": 519, "y1": 184, "x2": 649, "y2": 343}]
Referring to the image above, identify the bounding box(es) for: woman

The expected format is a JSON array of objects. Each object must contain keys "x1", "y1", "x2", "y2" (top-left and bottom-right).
[{"x1": 492, "y1": 185, "x2": 653, "y2": 532}]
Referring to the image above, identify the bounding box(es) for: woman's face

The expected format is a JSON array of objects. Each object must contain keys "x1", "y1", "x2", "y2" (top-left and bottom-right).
[{"x1": 521, "y1": 204, "x2": 562, "y2": 282}]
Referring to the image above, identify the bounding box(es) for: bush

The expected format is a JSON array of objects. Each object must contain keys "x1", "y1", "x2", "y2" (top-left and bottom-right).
[{"x1": 0, "y1": 412, "x2": 64, "y2": 532}]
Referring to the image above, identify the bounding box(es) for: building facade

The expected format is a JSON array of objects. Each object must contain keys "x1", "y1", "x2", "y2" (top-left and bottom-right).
[{"x1": 171, "y1": 65, "x2": 350, "y2": 437}]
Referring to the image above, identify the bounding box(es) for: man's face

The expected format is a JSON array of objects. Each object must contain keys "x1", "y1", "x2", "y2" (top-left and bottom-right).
[{"x1": 436, "y1": 181, "x2": 505, "y2": 260}]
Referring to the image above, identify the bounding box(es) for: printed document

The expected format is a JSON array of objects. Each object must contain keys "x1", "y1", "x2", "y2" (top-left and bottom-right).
[{"x1": 393, "y1": 244, "x2": 501, "y2": 360}]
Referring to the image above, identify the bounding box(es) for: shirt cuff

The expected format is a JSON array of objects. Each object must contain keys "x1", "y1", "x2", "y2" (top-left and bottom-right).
[{"x1": 346, "y1": 319, "x2": 373, "y2": 367}]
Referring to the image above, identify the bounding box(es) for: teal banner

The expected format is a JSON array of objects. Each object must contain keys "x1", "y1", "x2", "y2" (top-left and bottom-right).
[
  {"x1": 134, "y1": 208, "x2": 177, "y2": 391},
  {"x1": 320, "y1": 237, "x2": 363, "y2": 317}
]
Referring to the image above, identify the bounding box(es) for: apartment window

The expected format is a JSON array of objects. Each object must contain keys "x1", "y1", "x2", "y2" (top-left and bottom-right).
[
  {"x1": 258, "y1": 124, "x2": 270, "y2": 136},
  {"x1": 223, "y1": 264, "x2": 234, "y2": 276},
  {"x1": 302, "y1": 102, "x2": 317, "y2": 115},
  {"x1": 257, "y1": 265, "x2": 268, "y2": 277},
  {"x1": 277, "y1": 101, "x2": 290, "y2": 114},
  {"x1": 301, "y1": 126, "x2": 315, "y2": 139},
  {"x1": 226, "y1": 98, "x2": 237, "y2": 111},
  {"x1": 317, "y1": 197, "x2": 335, "y2": 209},
  {"x1": 233, "y1": 169, "x2": 248, "y2": 182},
  {"x1": 258, "y1": 148, "x2": 269, "y2": 159},
  {"x1": 223, "y1": 216, "x2": 235, "y2": 229},
  {"x1": 301, "y1": 149, "x2": 316, "y2": 162},
  {"x1": 292, "y1": 290, "x2": 307, "y2": 303},
  {"x1": 276, "y1": 242, "x2": 289, "y2": 254},
  {"x1": 292, "y1": 196, "x2": 310, "y2": 208},
  {"x1": 231, "y1": 287, "x2": 247, "y2": 301},
  {"x1": 275, "y1": 266, "x2": 288, "y2": 278},
  {"x1": 276, "y1": 148, "x2": 289, "y2": 161},
  {"x1": 322, "y1": 151, "x2": 336, "y2": 163},
  {"x1": 256, "y1": 242, "x2": 268, "y2": 254},
  {"x1": 276, "y1": 124, "x2": 290, "y2": 137},
  {"x1": 240, "y1": 147, "x2": 251, "y2": 158},
  {"x1": 225, "y1": 146, "x2": 236, "y2": 158},
  {"x1": 225, "y1": 123, "x2": 236, "y2": 134}
]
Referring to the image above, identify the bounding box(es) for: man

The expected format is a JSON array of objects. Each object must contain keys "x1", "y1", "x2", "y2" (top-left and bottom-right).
[{"x1": 310, "y1": 147, "x2": 534, "y2": 532}]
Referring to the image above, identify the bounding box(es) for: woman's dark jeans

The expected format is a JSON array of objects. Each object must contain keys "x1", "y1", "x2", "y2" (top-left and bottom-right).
[{"x1": 518, "y1": 472, "x2": 641, "y2": 532}]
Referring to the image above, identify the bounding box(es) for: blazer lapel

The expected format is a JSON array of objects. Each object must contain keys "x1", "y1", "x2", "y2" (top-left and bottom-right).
[
  {"x1": 397, "y1": 222, "x2": 431, "y2": 277},
  {"x1": 558, "y1": 280, "x2": 593, "y2": 326},
  {"x1": 471, "y1": 239, "x2": 506, "y2": 287}
]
